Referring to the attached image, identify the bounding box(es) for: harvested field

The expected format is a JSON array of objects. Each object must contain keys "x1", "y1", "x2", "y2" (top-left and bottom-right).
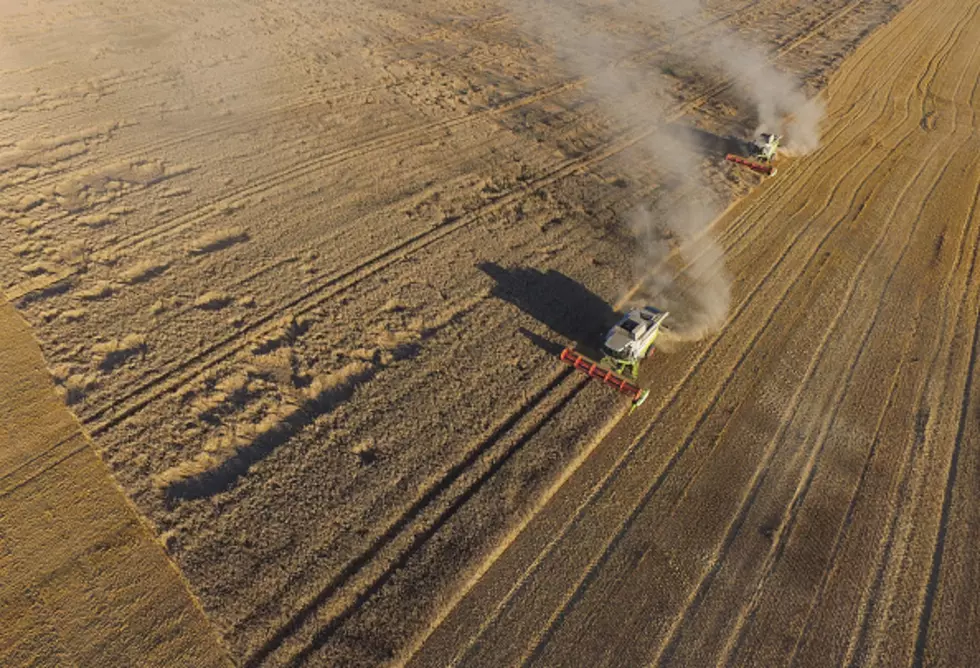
[{"x1": 3, "y1": 0, "x2": 979, "y2": 665}]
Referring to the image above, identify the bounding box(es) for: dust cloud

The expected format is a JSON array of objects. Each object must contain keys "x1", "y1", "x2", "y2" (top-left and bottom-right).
[{"x1": 513, "y1": 0, "x2": 824, "y2": 342}]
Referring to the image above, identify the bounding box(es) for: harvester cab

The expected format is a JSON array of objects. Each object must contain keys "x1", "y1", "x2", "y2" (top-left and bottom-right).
[
  {"x1": 559, "y1": 306, "x2": 669, "y2": 414},
  {"x1": 753, "y1": 133, "x2": 780, "y2": 162},
  {"x1": 725, "y1": 132, "x2": 781, "y2": 176}
]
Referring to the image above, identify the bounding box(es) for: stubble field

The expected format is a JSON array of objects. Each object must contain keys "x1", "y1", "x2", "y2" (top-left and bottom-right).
[{"x1": 3, "y1": 0, "x2": 978, "y2": 665}]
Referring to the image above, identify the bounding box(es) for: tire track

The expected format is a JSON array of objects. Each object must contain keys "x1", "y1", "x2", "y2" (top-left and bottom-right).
[
  {"x1": 77, "y1": 0, "x2": 880, "y2": 442},
  {"x1": 712, "y1": 8, "x2": 980, "y2": 662},
  {"x1": 0, "y1": 67, "x2": 172, "y2": 138},
  {"x1": 404, "y1": 21, "x2": 930, "y2": 661},
  {"x1": 239, "y1": 367, "x2": 584, "y2": 667},
  {"x1": 506, "y1": 26, "x2": 935, "y2": 665},
  {"x1": 83, "y1": 79, "x2": 575, "y2": 263},
  {"x1": 771, "y1": 0, "x2": 865, "y2": 56},
  {"x1": 840, "y1": 10, "x2": 980, "y2": 663},
  {"x1": 144, "y1": 162, "x2": 656, "y2": 339},
  {"x1": 720, "y1": 112, "x2": 975, "y2": 668},
  {"x1": 640, "y1": 118, "x2": 951, "y2": 668}
]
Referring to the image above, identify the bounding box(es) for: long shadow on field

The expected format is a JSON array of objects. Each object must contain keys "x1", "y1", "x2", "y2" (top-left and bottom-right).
[
  {"x1": 161, "y1": 362, "x2": 380, "y2": 504},
  {"x1": 684, "y1": 125, "x2": 750, "y2": 161},
  {"x1": 479, "y1": 262, "x2": 617, "y2": 355}
]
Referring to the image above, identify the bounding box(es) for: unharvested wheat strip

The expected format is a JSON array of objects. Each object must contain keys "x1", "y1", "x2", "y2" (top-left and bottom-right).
[
  {"x1": 627, "y1": 105, "x2": 961, "y2": 668},
  {"x1": 733, "y1": 18, "x2": 980, "y2": 666},
  {"x1": 0, "y1": 298, "x2": 231, "y2": 667},
  {"x1": 716, "y1": 113, "x2": 980, "y2": 668}
]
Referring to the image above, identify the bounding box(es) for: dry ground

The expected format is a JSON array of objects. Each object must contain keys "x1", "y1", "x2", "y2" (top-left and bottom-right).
[
  {"x1": 0, "y1": 298, "x2": 230, "y2": 666},
  {"x1": 4, "y1": 0, "x2": 978, "y2": 665}
]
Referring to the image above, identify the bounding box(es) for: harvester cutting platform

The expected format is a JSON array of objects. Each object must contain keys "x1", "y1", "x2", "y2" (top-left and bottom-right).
[
  {"x1": 726, "y1": 132, "x2": 780, "y2": 176},
  {"x1": 559, "y1": 306, "x2": 669, "y2": 413}
]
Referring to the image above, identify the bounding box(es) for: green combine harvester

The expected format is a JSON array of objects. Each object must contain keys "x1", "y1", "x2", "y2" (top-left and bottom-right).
[
  {"x1": 726, "y1": 132, "x2": 781, "y2": 176},
  {"x1": 559, "y1": 306, "x2": 669, "y2": 414}
]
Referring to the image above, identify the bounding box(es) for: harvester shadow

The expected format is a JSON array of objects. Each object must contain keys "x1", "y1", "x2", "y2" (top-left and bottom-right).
[
  {"x1": 478, "y1": 262, "x2": 616, "y2": 356},
  {"x1": 683, "y1": 126, "x2": 749, "y2": 160},
  {"x1": 517, "y1": 327, "x2": 564, "y2": 357}
]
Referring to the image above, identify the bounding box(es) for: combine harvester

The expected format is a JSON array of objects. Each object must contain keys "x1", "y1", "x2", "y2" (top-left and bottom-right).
[
  {"x1": 559, "y1": 306, "x2": 669, "y2": 414},
  {"x1": 726, "y1": 132, "x2": 781, "y2": 176}
]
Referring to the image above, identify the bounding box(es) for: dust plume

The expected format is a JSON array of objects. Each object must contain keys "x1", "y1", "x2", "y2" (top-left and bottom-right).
[
  {"x1": 513, "y1": 0, "x2": 823, "y2": 342},
  {"x1": 684, "y1": 12, "x2": 826, "y2": 153},
  {"x1": 596, "y1": 0, "x2": 827, "y2": 154}
]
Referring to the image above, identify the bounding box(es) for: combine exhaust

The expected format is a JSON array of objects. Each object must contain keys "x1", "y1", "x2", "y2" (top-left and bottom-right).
[
  {"x1": 559, "y1": 347, "x2": 650, "y2": 412},
  {"x1": 725, "y1": 153, "x2": 776, "y2": 176}
]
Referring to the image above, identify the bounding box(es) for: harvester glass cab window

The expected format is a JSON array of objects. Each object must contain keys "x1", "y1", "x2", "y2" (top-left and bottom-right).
[{"x1": 602, "y1": 344, "x2": 629, "y2": 360}]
